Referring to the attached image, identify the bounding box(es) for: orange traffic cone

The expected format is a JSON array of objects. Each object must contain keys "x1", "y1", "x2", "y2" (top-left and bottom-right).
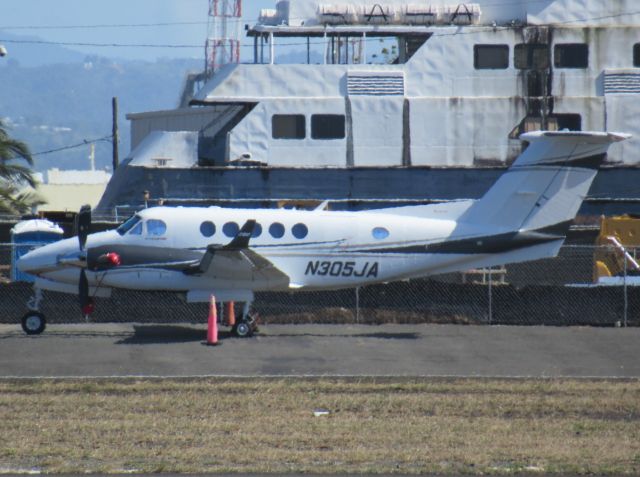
[
  {"x1": 225, "y1": 301, "x2": 236, "y2": 327},
  {"x1": 207, "y1": 295, "x2": 219, "y2": 346}
]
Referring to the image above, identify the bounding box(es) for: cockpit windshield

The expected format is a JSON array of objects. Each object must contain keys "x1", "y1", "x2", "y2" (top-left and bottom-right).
[{"x1": 116, "y1": 215, "x2": 142, "y2": 236}]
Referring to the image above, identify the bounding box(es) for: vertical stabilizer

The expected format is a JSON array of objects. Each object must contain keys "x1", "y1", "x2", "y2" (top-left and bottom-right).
[{"x1": 460, "y1": 131, "x2": 630, "y2": 232}]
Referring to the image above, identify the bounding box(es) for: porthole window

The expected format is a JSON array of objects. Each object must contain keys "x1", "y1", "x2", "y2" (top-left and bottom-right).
[
  {"x1": 223, "y1": 221, "x2": 239, "y2": 238},
  {"x1": 372, "y1": 227, "x2": 389, "y2": 240},
  {"x1": 146, "y1": 219, "x2": 167, "y2": 236},
  {"x1": 269, "y1": 222, "x2": 285, "y2": 238},
  {"x1": 200, "y1": 221, "x2": 216, "y2": 237},
  {"x1": 292, "y1": 223, "x2": 308, "y2": 239},
  {"x1": 252, "y1": 223, "x2": 262, "y2": 238}
]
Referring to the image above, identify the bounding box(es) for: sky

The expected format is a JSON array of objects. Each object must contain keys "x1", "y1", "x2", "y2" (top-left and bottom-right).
[{"x1": 0, "y1": 0, "x2": 274, "y2": 61}]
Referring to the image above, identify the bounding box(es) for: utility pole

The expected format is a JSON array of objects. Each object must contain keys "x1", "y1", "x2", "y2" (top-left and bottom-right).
[{"x1": 112, "y1": 96, "x2": 119, "y2": 171}]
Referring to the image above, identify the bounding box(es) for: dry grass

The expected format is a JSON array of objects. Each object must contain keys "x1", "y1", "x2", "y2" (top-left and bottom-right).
[{"x1": 1, "y1": 378, "x2": 639, "y2": 474}]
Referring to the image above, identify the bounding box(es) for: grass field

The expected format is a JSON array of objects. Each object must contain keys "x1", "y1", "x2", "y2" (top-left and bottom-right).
[{"x1": 1, "y1": 378, "x2": 639, "y2": 474}]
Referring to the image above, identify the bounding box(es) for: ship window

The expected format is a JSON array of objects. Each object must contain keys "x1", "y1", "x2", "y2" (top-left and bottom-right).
[
  {"x1": 223, "y1": 221, "x2": 240, "y2": 238},
  {"x1": 514, "y1": 44, "x2": 549, "y2": 70},
  {"x1": 269, "y1": 222, "x2": 285, "y2": 238},
  {"x1": 311, "y1": 114, "x2": 345, "y2": 139},
  {"x1": 200, "y1": 221, "x2": 215, "y2": 237},
  {"x1": 554, "y1": 44, "x2": 588, "y2": 68},
  {"x1": 272, "y1": 114, "x2": 305, "y2": 139},
  {"x1": 292, "y1": 223, "x2": 308, "y2": 239},
  {"x1": 252, "y1": 223, "x2": 262, "y2": 238},
  {"x1": 146, "y1": 219, "x2": 167, "y2": 236},
  {"x1": 372, "y1": 227, "x2": 389, "y2": 240},
  {"x1": 474, "y1": 45, "x2": 509, "y2": 69},
  {"x1": 634, "y1": 44, "x2": 640, "y2": 67},
  {"x1": 550, "y1": 114, "x2": 582, "y2": 131},
  {"x1": 117, "y1": 215, "x2": 141, "y2": 236}
]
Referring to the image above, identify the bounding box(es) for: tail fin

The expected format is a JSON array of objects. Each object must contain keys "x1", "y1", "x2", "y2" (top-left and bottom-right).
[{"x1": 461, "y1": 131, "x2": 630, "y2": 232}]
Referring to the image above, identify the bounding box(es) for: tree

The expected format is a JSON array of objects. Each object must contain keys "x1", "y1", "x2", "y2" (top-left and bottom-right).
[{"x1": 0, "y1": 120, "x2": 44, "y2": 215}]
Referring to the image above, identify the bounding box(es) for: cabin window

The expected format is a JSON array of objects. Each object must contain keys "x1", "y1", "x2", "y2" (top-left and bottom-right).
[
  {"x1": 146, "y1": 219, "x2": 167, "y2": 236},
  {"x1": 117, "y1": 215, "x2": 141, "y2": 236},
  {"x1": 252, "y1": 223, "x2": 263, "y2": 238},
  {"x1": 311, "y1": 114, "x2": 345, "y2": 139},
  {"x1": 554, "y1": 44, "x2": 588, "y2": 68},
  {"x1": 200, "y1": 221, "x2": 215, "y2": 237},
  {"x1": 372, "y1": 227, "x2": 390, "y2": 240},
  {"x1": 292, "y1": 223, "x2": 309, "y2": 239},
  {"x1": 634, "y1": 43, "x2": 640, "y2": 67},
  {"x1": 223, "y1": 222, "x2": 239, "y2": 238},
  {"x1": 272, "y1": 114, "x2": 305, "y2": 139},
  {"x1": 269, "y1": 222, "x2": 285, "y2": 238},
  {"x1": 129, "y1": 222, "x2": 143, "y2": 235},
  {"x1": 514, "y1": 44, "x2": 549, "y2": 70},
  {"x1": 474, "y1": 45, "x2": 509, "y2": 69}
]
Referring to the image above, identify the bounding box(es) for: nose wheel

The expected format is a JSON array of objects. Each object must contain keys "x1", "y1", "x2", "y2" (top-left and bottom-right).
[
  {"x1": 22, "y1": 287, "x2": 46, "y2": 335},
  {"x1": 21, "y1": 311, "x2": 46, "y2": 335}
]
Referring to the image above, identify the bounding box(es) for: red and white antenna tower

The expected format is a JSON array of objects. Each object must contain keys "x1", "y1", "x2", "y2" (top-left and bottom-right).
[{"x1": 206, "y1": 0, "x2": 242, "y2": 75}]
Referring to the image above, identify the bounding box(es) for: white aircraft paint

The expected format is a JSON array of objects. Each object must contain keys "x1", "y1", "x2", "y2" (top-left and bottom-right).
[{"x1": 16, "y1": 131, "x2": 629, "y2": 334}]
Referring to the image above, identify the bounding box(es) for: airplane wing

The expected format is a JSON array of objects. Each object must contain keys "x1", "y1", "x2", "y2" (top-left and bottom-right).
[{"x1": 185, "y1": 220, "x2": 290, "y2": 287}]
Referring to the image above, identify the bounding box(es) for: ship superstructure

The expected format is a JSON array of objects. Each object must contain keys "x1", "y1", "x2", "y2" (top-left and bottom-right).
[{"x1": 97, "y1": 0, "x2": 640, "y2": 216}]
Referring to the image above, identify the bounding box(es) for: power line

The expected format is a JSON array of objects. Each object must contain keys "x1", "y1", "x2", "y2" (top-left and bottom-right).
[
  {"x1": 2, "y1": 8, "x2": 640, "y2": 52},
  {"x1": 0, "y1": 21, "x2": 209, "y2": 31},
  {"x1": 32, "y1": 135, "x2": 113, "y2": 157},
  {"x1": 0, "y1": 38, "x2": 201, "y2": 49}
]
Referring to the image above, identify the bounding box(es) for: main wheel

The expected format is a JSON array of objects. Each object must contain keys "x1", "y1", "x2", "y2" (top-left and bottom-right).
[
  {"x1": 21, "y1": 312, "x2": 46, "y2": 335},
  {"x1": 234, "y1": 321, "x2": 253, "y2": 338}
]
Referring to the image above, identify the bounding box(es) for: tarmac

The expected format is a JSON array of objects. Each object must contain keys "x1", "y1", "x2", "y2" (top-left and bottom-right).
[{"x1": 1, "y1": 323, "x2": 639, "y2": 378}]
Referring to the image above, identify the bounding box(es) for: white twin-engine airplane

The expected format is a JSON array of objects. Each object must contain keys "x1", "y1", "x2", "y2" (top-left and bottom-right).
[{"x1": 17, "y1": 131, "x2": 629, "y2": 336}]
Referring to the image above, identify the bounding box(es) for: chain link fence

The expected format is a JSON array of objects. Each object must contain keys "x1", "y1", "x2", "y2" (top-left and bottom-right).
[{"x1": 0, "y1": 243, "x2": 638, "y2": 327}]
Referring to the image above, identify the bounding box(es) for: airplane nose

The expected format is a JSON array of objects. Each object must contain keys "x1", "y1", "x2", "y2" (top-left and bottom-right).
[
  {"x1": 17, "y1": 245, "x2": 53, "y2": 275},
  {"x1": 16, "y1": 238, "x2": 80, "y2": 275}
]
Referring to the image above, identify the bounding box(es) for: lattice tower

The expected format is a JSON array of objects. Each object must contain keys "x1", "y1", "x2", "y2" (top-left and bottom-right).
[{"x1": 206, "y1": 0, "x2": 242, "y2": 75}]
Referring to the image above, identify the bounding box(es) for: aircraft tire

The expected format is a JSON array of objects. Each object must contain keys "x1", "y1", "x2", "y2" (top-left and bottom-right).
[
  {"x1": 234, "y1": 321, "x2": 253, "y2": 338},
  {"x1": 21, "y1": 312, "x2": 46, "y2": 335}
]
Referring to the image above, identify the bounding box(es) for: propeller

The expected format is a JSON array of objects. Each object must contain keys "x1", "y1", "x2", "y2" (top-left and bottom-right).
[
  {"x1": 76, "y1": 205, "x2": 94, "y2": 316},
  {"x1": 77, "y1": 204, "x2": 91, "y2": 251},
  {"x1": 79, "y1": 269, "x2": 94, "y2": 316}
]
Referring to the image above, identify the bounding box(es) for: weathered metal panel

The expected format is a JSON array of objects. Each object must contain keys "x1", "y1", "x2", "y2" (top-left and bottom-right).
[
  {"x1": 228, "y1": 98, "x2": 347, "y2": 167},
  {"x1": 350, "y1": 96, "x2": 404, "y2": 166},
  {"x1": 605, "y1": 94, "x2": 640, "y2": 166},
  {"x1": 528, "y1": 0, "x2": 640, "y2": 26},
  {"x1": 128, "y1": 108, "x2": 221, "y2": 149},
  {"x1": 410, "y1": 97, "x2": 525, "y2": 166}
]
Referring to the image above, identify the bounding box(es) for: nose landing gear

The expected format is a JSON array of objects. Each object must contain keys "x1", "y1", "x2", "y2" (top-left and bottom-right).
[{"x1": 22, "y1": 288, "x2": 46, "y2": 335}]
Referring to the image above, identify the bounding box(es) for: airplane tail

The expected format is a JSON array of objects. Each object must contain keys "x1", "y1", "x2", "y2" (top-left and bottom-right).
[{"x1": 459, "y1": 131, "x2": 630, "y2": 233}]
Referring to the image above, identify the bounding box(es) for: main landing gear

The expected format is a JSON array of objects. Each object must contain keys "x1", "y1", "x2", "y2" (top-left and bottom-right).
[
  {"x1": 22, "y1": 288, "x2": 46, "y2": 335},
  {"x1": 230, "y1": 302, "x2": 258, "y2": 338}
]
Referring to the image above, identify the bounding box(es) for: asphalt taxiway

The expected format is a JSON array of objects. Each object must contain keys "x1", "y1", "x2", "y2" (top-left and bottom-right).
[{"x1": 1, "y1": 323, "x2": 639, "y2": 378}]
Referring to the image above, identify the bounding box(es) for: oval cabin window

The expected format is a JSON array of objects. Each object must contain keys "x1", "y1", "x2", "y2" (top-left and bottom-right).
[{"x1": 372, "y1": 227, "x2": 389, "y2": 240}]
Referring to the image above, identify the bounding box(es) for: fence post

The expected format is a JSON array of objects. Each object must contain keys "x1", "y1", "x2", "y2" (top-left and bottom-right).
[
  {"x1": 624, "y1": 254, "x2": 628, "y2": 328},
  {"x1": 355, "y1": 286, "x2": 360, "y2": 324},
  {"x1": 488, "y1": 267, "x2": 493, "y2": 324}
]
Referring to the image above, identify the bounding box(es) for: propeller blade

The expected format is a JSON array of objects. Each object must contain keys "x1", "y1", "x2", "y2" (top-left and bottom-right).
[
  {"x1": 77, "y1": 205, "x2": 92, "y2": 251},
  {"x1": 79, "y1": 269, "x2": 89, "y2": 310}
]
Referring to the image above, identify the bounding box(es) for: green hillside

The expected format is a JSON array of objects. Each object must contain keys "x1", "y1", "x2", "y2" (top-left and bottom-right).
[{"x1": 0, "y1": 56, "x2": 201, "y2": 171}]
